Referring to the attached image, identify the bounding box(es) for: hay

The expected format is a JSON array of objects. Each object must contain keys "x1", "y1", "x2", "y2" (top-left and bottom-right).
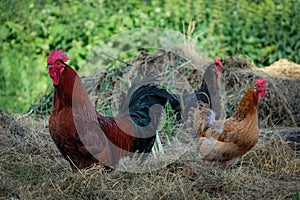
[
  {"x1": 258, "y1": 59, "x2": 300, "y2": 79},
  {"x1": 0, "y1": 110, "x2": 299, "y2": 199}
]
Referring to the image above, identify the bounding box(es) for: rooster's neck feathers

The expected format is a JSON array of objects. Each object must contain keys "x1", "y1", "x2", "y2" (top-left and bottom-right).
[{"x1": 54, "y1": 65, "x2": 93, "y2": 111}]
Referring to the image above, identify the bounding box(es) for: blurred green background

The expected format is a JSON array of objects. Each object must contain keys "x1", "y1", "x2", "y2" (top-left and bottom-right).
[{"x1": 0, "y1": 0, "x2": 299, "y2": 113}]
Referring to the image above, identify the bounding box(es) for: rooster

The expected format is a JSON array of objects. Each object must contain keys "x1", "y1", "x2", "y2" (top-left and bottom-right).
[
  {"x1": 47, "y1": 50, "x2": 180, "y2": 171},
  {"x1": 174, "y1": 59, "x2": 223, "y2": 122},
  {"x1": 193, "y1": 78, "x2": 267, "y2": 169}
]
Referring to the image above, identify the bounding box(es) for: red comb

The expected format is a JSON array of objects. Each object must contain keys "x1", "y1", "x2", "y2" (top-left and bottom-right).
[
  {"x1": 255, "y1": 78, "x2": 267, "y2": 88},
  {"x1": 47, "y1": 50, "x2": 69, "y2": 65},
  {"x1": 213, "y1": 58, "x2": 223, "y2": 67}
]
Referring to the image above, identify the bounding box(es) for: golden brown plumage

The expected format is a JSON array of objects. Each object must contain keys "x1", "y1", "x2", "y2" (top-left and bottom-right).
[{"x1": 194, "y1": 78, "x2": 267, "y2": 169}]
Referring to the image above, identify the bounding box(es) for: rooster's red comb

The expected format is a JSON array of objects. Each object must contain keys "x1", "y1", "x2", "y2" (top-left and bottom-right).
[
  {"x1": 214, "y1": 58, "x2": 223, "y2": 67},
  {"x1": 47, "y1": 50, "x2": 69, "y2": 65},
  {"x1": 255, "y1": 78, "x2": 267, "y2": 88}
]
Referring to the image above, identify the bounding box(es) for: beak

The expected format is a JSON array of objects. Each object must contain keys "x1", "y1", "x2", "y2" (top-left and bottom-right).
[{"x1": 47, "y1": 64, "x2": 53, "y2": 68}]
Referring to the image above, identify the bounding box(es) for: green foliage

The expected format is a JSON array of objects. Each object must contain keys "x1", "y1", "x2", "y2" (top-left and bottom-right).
[
  {"x1": 194, "y1": 0, "x2": 300, "y2": 66},
  {"x1": 0, "y1": 0, "x2": 299, "y2": 113}
]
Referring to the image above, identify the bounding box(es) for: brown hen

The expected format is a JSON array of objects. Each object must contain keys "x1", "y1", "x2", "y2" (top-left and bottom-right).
[{"x1": 193, "y1": 78, "x2": 267, "y2": 169}]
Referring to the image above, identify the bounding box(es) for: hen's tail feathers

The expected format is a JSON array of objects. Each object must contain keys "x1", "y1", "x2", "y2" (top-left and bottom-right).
[{"x1": 193, "y1": 102, "x2": 216, "y2": 136}]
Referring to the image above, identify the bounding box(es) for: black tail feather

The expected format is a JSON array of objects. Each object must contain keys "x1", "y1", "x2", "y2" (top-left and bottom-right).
[{"x1": 118, "y1": 78, "x2": 180, "y2": 154}]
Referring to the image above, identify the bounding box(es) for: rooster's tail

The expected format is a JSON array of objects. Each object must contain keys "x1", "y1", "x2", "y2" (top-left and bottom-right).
[{"x1": 118, "y1": 79, "x2": 180, "y2": 153}]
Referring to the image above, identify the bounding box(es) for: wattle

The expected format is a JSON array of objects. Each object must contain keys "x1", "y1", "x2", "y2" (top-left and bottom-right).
[
  {"x1": 258, "y1": 91, "x2": 265, "y2": 98},
  {"x1": 49, "y1": 67, "x2": 60, "y2": 86}
]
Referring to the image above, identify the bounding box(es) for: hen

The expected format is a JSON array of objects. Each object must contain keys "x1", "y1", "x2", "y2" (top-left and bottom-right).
[
  {"x1": 47, "y1": 50, "x2": 180, "y2": 171},
  {"x1": 193, "y1": 78, "x2": 267, "y2": 169},
  {"x1": 174, "y1": 59, "x2": 223, "y2": 122}
]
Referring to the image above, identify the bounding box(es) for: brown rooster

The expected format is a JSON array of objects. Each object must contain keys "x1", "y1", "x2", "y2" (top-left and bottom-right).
[
  {"x1": 193, "y1": 78, "x2": 267, "y2": 169},
  {"x1": 47, "y1": 50, "x2": 180, "y2": 172}
]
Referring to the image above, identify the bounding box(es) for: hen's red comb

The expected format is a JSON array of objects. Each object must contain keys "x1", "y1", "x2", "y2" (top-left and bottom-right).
[
  {"x1": 255, "y1": 78, "x2": 267, "y2": 88},
  {"x1": 214, "y1": 58, "x2": 223, "y2": 67},
  {"x1": 47, "y1": 50, "x2": 69, "y2": 65}
]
